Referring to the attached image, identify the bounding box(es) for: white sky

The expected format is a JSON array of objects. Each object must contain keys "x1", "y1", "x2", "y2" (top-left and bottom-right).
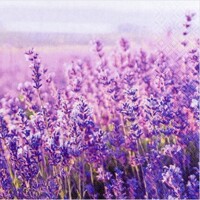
[
  {"x1": 0, "y1": 0, "x2": 199, "y2": 33},
  {"x1": 1, "y1": 0, "x2": 199, "y2": 11}
]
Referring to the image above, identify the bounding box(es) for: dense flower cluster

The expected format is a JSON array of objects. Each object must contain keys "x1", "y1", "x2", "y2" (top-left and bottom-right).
[{"x1": 0, "y1": 14, "x2": 199, "y2": 199}]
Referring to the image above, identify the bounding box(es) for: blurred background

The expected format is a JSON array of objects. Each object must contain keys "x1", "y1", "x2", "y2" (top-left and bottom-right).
[
  {"x1": 0, "y1": 0, "x2": 199, "y2": 46},
  {"x1": 0, "y1": 0, "x2": 199, "y2": 93}
]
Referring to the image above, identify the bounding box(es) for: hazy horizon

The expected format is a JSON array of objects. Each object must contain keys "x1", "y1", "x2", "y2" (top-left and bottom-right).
[{"x1": 0, "y1": 0, "x2": 199, "y2": 34}]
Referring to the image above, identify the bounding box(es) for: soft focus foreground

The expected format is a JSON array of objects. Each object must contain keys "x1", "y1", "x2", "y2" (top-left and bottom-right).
[{"x1": 0, "y1": 14, "x2": 199, "y2": 199}]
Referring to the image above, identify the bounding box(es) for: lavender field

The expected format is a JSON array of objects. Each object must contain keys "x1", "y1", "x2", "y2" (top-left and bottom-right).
[{"x1": 0, "y1": 1, "x2": 199, "y2": 199}]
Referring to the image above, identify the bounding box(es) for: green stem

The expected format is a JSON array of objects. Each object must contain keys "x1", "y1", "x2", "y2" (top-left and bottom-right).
[
  {"x1": 89, "y1": 164, "x2": 94, "y2": 185},
  {"x1": 68, "y1": 176, "x2": 72, "y2": 200},
  {"x1": 136, "y1": 140, "x2": 148, "y2": 198},
  {"x1": 78, "y1": 172, "x2": 82, "y2": 199}
]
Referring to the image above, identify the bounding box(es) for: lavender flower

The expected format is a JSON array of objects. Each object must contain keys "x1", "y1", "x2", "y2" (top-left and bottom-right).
[
  {"x1": 119, "y1": 37, "x2": 130, "y2": 52},
  {"x1": 25, "y1": 49, "x2": 42, "y2": 90},
  {"x1": 162, "y1": 165, "x2": 186, "y2": 199},
  {"x1": 0, "y1": 120, "x2": 8, "y2": 140},
  {"x1": 186, "y1": 174, "x2": 199, "y2": 199}
]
